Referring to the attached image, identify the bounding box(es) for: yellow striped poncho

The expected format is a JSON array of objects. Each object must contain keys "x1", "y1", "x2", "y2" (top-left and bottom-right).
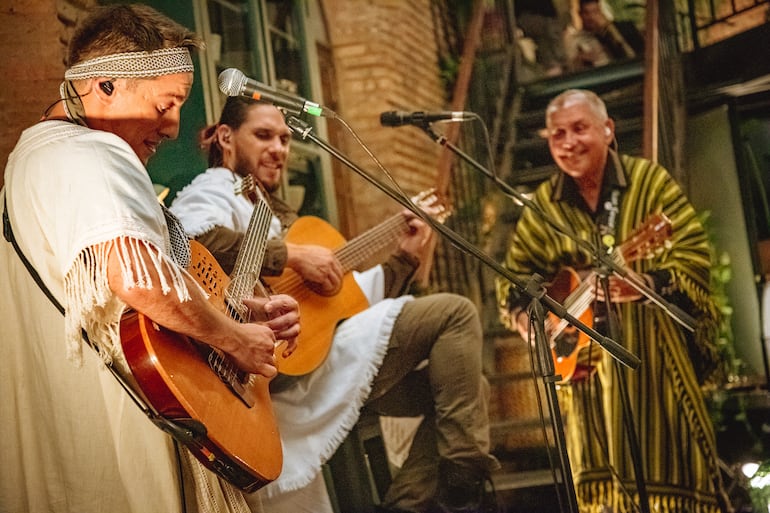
[{"x1": 496, "y1": 153, "x2": 729, "y2": 513}]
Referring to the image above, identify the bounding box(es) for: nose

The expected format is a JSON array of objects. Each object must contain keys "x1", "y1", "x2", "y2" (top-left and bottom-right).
[
  {"x1": 268, "y1": 136, "x2": 288, "y2": 155},
  {"x1": 560, "y1": 130, "x2": 577, "y2": 148},
  {"x1": 160, "y1": 108, "x2": 182, "y2": 140}
]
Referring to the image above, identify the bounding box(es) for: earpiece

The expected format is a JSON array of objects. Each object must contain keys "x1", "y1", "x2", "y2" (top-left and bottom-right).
[
  {"x1": 99, "y1": 81, "x2": 114, "y2": 96},
  {"x1": 605, "y1": 127, "x2": 611, "y2": 136}
]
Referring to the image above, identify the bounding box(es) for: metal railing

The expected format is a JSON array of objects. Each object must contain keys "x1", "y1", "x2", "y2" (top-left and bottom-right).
[{"x1": 680, "y1": 0, "x2": 770, "y2": 50}]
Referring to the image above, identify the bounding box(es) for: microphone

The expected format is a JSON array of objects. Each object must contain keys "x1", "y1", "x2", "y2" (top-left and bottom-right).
[
  {"x1": 380, "y1": 110, "x2": 474, "y2": 127},
  {"x1": 218, "y1": 68, "x2": 333, "y2": 118}
]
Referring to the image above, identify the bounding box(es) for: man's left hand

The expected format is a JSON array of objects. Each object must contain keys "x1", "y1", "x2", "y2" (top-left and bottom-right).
[
  {"x1": 243, "y1": 294, "x2": 300, "y2": 357},
  {"x1": 398, "y1": 210, "x2": 433, "y2": 258}
]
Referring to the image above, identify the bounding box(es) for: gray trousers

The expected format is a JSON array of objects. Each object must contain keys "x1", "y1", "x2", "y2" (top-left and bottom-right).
[{"x1": 365, "y1": 293, "x2": 496, "y2": 512}]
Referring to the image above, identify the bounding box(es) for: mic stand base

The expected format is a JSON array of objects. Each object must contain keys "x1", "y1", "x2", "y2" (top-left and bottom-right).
[{"x1": 527, "y1": 275, "x2": 579, "y2": 513}]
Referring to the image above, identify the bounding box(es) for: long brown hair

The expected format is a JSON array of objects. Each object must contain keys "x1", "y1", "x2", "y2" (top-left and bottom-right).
[{"x1": 201, "y1": 96, "x2": 263, "y2": 168}]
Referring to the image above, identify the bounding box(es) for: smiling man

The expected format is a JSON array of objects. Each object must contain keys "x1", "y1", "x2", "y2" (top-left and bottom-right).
[
  {"x1": 171, "y1": 98, "x2": 500, "y2": 513},
  {"x1": 0, "y1": 5, "x2": 298, "y2": 513},
  {"x1": 497, "y1": 89, "x2": 731, "y2": 512}
]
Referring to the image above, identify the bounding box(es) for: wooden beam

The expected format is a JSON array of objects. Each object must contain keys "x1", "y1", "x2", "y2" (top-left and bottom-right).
[
  {"x1": 435, "y1": 0, "x2": 486, "y2": 197},
  {"x1": 417, "y1": 0, "x2": 486, "y2": 284},
  {"x1": 643, "y1": 0, "x2": 660, "y2": 162}
]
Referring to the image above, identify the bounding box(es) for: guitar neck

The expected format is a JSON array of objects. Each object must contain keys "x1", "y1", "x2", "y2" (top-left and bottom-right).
[
  {"x1": 334, "y1": 213, "x2": 408, "y2": 272},
  {"x1": 227, "y1": 192, "x2": 273, "y2": 318}
]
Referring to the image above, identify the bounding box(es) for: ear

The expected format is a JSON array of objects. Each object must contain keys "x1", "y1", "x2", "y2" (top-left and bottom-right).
[
  {"x1": 216, "y1": 125, "x2": 236, "y2": 169},
  {"x1": 604, "y1": 118, "x2": 615, "y2": 142},
  {"x1": 99, "y1": 81, "x2": 114, "y2": 96},
  {"x1": 92, "y1": 78, "x2": 115, "y2": 102},
  {"x1": 216, "y1": 124, "x2": 233, "y2": 147}
]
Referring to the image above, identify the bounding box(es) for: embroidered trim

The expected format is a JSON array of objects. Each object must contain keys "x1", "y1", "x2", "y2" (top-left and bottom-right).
[{"x1": 64, "y1": 47, "x2": 193, "y2": 80}]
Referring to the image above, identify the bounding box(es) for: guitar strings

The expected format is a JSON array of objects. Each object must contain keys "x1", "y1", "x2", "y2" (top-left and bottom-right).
[
  {"x1": 213, "y1": 197, "x2": 272, "y2": 386},
  {"x1": 270, "y1": 213, "x2": 407, "y2": 298},
  {"x1": 228, "y1": 199, "x2": 272, "y2": 312},
  {"x1": 268, "y1": 194, "x2": 446, "y2": 303},
  {"x1": 336, "y1": 214, "x2": 406, "y2": 268}
]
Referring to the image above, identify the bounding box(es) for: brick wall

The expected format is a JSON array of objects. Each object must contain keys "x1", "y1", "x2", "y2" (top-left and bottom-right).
[
  {"x1": 322, "y1": 0, "x2": 447, "y2": 236},
  {"x1": 0, "y1": 0, "x2": 94, "y2": 188}
]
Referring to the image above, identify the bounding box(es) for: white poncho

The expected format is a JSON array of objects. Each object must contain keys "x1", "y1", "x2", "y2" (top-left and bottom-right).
[
  {"x1": 1, "y1": 122, "x2": 249, "y2": 513},
  {"x1": 171, "y1": 167, "x2": 410, "y2": 499}
]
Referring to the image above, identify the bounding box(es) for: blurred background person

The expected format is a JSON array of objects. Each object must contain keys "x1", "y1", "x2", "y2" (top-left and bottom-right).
[{"x1": 568, "y1": 0, "x2": 645, "y2": 70}]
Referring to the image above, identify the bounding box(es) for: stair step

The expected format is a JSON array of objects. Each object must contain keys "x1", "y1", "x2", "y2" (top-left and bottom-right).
[{"x1": 491, "y1": 468, "x2": 560, "y2": 491}]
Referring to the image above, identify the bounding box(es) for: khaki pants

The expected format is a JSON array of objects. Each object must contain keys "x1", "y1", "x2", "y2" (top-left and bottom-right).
[{"x1": 365, "y1": 293, "x2": 497, "y2": 512}]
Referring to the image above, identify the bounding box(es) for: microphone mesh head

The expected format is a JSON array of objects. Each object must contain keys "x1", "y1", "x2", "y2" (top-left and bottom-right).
[
  {"x1": 217, "y1": 68, "x2": 244, "y2": 96},
  {"x1": 380, "y1": 111, "x2": 403, "y2": 126}
]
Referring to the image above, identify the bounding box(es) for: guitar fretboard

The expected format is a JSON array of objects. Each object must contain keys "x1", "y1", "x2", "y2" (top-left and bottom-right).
[
  {"x1": 227, "y1": 186, "x2": 273, "y2": 321},
  {"x1": 336, "y1": 213, "x2": 408, "y2": 271}
]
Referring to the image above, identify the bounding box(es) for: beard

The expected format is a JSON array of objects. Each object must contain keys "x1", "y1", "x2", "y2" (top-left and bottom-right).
[{"x1": 233, "y1": 154, "x2": 281, "y2": 193}]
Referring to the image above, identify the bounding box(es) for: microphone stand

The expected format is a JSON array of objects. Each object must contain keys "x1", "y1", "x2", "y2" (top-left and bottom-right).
[
  {"x1": 416, "y1": 122, "x2": 659, "y2": 513},
  {"x1": 526, "y1": 277, "x2": 581, "y2": 513},
  {"x1": 286, "y1": 114, "x2": 641, "y2": 513}
]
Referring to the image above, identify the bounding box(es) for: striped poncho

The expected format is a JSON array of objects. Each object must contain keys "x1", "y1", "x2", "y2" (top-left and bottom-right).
[{"x1": 496, "y1": 152, "x2": 728, "y2": 513}]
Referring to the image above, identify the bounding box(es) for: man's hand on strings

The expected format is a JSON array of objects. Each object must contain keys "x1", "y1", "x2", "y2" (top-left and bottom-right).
[
  {"x1": 286, "y1": 243, "x2": 343, "y2": 296},
  {"x1": 592, "y1": 275, "x2": 646, "y2": 303},
  {"x1": 242, "y1": 295, "x2": 300, "y2": 358},
  {"x1": 398, "y1": 210, "x2": 434, "y2": 259}
]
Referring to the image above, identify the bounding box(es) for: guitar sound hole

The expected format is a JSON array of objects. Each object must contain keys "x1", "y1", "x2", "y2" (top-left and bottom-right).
[{"x1": 553, "y1": 328, "x2": 579, "y2": 359}]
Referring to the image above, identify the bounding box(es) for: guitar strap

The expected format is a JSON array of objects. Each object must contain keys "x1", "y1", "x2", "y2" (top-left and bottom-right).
[
  {"x1": 3, "y1": 195, "x2": 67, "y2": 317},
  {"x1": 2, "y1": 194, "x2": 202, "y2": 503},
  {"x1": 597, "y1": 187, "x2": 622, "y2": 254}
]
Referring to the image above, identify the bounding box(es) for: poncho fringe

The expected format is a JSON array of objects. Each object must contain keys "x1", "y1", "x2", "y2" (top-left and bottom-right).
[{"x1": 63, "y1": 237, "x2": 192, "y2": 366}]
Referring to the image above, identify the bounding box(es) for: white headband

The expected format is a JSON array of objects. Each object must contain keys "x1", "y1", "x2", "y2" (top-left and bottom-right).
[{"x1": 64, "y1": 47, "x2": 193, "y2": 80}]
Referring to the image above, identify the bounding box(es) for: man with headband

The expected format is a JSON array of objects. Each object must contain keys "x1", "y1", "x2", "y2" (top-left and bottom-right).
[{"x1": 0, "y1": 5, "x2": 298, "y2": 513}]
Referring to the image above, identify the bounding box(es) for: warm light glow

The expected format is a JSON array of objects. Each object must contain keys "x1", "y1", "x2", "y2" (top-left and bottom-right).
[{"x1": 743, "y1": 462, "x2": 760, "y2": 478}]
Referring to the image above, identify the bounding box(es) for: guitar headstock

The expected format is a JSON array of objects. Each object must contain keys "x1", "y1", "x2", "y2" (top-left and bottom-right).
[
  {"x1": 235, "y1": 175, "x2": 256, "y2": 197},
  {"x1": 619, "y1": 212, "x2": 673, "y2": 262},
  {"x1": 411, "y1": 188, "x2": 452, "y2": 224}
]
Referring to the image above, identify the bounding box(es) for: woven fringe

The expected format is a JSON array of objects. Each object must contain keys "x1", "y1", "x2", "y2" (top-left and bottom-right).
[
  {"x1": 321, "y1": 335, "x2": 389, "y2": 457},
  {"x1": 264, "y1": 336, "x2": 391, "y2": 498},
  {"x1": 63, "y1": 237, "x2": 192, "y2": 366},
  {"x1": 262, "y1": 296, "x2": 409, "y2": 498},
  {"x1": 577, "y1": 480, "x2": 722, "y2": 513}
]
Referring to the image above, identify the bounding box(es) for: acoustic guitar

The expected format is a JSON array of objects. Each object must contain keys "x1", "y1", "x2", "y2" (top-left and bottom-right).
[
  {"x1": 119, "y1": 192, "x2": 282, "y2": 492},
  {"x1": 265, "y1": 189, "x2": 448, "y2": 376},
  {"x1": 547, "y1": 212, "x2": 672, "y2": 383}
]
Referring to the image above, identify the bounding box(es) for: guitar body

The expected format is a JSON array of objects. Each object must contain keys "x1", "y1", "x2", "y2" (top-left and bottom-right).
[
  {"x1": 543, "y1": 212, "x2": 673, "y2": 384},
  {"x1": 264, "y1": 216, "x2": 370, "y2": 376},
  {"x1": 546, "y1": 267, "x2": 595, "y2": 383},
  {"x1": 119, "y1": 241, "x2": 282, "y2": 492}
]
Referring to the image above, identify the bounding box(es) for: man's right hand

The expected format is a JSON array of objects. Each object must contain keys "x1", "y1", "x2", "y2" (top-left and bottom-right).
[
  {"x1": 286, "y1": 243, "x2": 343, "y2": 296},
  {"x1": 221, "y1": 322, "x2": 279, "y2": 378}
]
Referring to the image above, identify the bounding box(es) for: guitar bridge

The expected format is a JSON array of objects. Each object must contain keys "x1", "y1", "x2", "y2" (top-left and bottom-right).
[{"x1": 207, "y1": 349, "x2": 257, "y2": 408}]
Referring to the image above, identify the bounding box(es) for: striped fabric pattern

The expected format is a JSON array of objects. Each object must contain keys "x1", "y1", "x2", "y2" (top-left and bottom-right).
[{"x1": 497, "y1": 154, "x2": 726, "y2": 513}]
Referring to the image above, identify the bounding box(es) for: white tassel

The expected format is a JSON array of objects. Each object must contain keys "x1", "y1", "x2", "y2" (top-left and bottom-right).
[{"x1": 63, "y1": 237, "x2": 193, "y2": 366}]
